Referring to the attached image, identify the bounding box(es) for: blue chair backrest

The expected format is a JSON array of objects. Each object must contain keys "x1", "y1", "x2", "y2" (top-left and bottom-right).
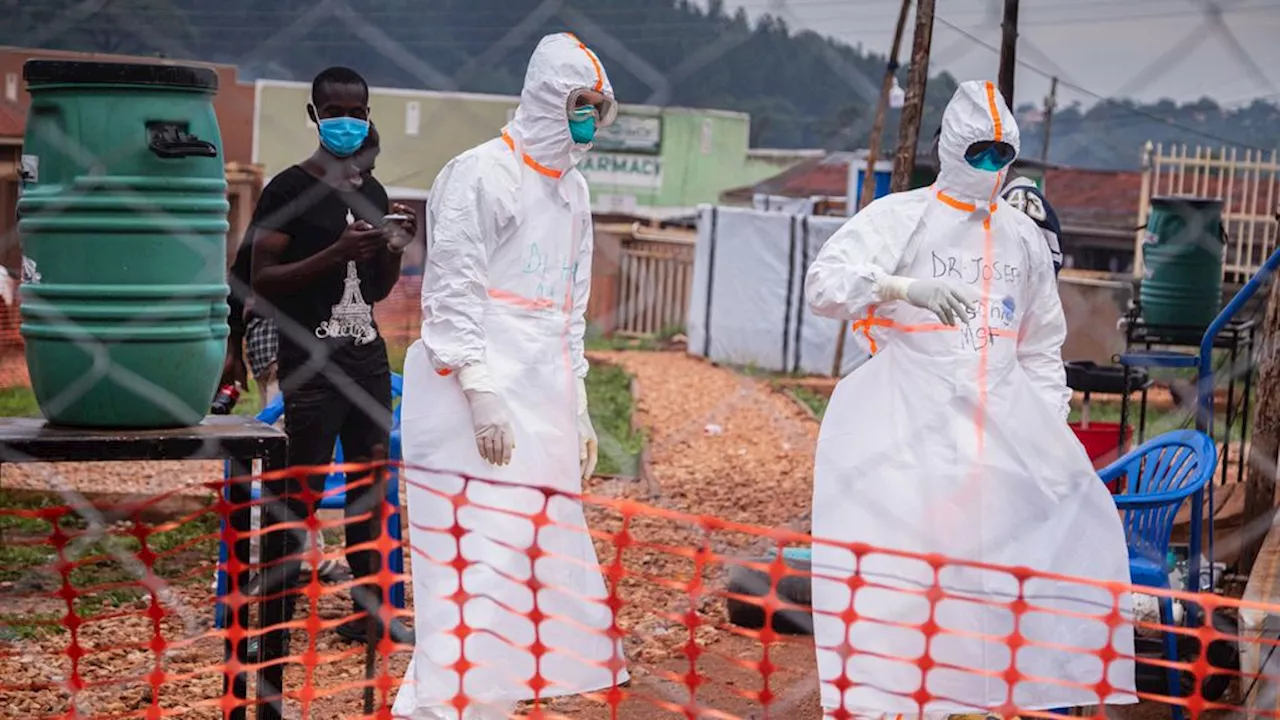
[{"x1": 1098, "y1": 429, "x2": 1216, "y2": 566}]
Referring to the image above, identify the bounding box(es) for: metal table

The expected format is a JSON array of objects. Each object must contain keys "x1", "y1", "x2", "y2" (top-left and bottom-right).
[
  {"x1": 0, "y1": 415, "x2": 287, "y2": 720},
  {"x1": 1119, "y1": 315, "x2": 1258, "y2": 487}
]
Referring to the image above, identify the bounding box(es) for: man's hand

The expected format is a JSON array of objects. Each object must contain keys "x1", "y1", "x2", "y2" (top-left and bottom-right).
[
  {"x1": 464, "y1": 389, "x2": 516, "y2": 466},
  {"x1": 878, "y1": 275, "x2": 980, "y2": 327},
  {"x1": 904, "y1": 279, "x2": 980, "y2": 327},
  {"x1": 333, "y1": 220, "x2": 386, "y2": 262},
  {"x1": 221, "y1": 346, "x2": 248, "y2": 389},
  {"x1": 390, "y1": 202, "x2": 418, "y2": 238},
  {"x1": 384, "y1": 203, "x2": 418, "y2": 254}
]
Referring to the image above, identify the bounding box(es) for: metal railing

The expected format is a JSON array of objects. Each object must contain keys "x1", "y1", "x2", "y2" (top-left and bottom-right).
[{"x1": 614, "y1": 233, "x2": 694, "y2": 338}]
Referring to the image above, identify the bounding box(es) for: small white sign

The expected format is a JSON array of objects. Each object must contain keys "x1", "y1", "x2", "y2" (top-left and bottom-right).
[
  {"x1": 22, "y1": 256, "x2": 40, "y2": 285},
  {"x1": 20, "y1": 154, "x2": 37, "y2": 184},
  {"x1": 595, "y1": 115, "x2": 662, "y2": 153},
  {"x1": 579, "y1": 153, "x2": 663, "y2": 189},
  {"x1": 503, "y1": 110, "x2": 662, "y2": 154},
  {"x1": 700, "y1": 118, "x2": 713, "y2": 155}
]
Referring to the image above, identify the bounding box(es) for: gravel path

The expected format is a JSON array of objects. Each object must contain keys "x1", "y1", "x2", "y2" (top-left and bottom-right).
[
  {"x1": 545, "y1": 351, "x2": 823, "y2": 718},
  {"x1": 2, "y1": 461, "x2": 223, "y2": 498}
]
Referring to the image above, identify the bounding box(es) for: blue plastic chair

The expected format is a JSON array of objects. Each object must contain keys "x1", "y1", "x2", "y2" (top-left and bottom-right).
[
  {"x1": 215, "y1": 373, "x2": 407, "y2": 628},
  {"x1": 1098, "y1": 429, "x2": 1216, "y2": 720}
]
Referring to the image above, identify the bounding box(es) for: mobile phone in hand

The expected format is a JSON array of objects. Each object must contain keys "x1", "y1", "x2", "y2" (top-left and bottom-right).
[{"x1": 382, "y1": 213, "x2": 414, "y2": 252}]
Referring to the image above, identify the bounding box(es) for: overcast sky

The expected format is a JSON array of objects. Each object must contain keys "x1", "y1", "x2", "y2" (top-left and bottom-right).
[{"x1": 718, "y1": 0, "x2": 1280, "y2": 109}]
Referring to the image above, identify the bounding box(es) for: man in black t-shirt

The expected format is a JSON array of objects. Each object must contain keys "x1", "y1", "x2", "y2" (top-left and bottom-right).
[
  {"x1": 250, "y1": 66, "x2": 416, "y2": 646},
  {"x1": 223, "y1": 232, "x2": 353, "y2": 592}
]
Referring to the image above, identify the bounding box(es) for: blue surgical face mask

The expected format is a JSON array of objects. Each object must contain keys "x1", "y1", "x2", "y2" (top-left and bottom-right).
[
  {"x1": 317, "y1": 116, "x2": 369, "y2": 157},
  {"x1": 569, "y1": 106, "x2": 597, "y2": 144}
]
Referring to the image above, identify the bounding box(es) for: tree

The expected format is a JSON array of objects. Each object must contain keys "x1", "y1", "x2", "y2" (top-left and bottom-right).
[{"x1": 0, "y1": 0, "x2": 198, "y2": 57}]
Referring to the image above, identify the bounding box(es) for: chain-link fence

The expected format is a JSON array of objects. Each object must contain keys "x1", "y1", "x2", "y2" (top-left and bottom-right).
[{"x1": 1, "y1": 0, "x2": 1279, "y2": 718}]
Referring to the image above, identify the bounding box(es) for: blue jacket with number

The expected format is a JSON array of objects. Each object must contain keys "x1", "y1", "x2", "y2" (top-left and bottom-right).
[{"x1": 1002, "y1": 177, "x2": 1063, "y2": 275}]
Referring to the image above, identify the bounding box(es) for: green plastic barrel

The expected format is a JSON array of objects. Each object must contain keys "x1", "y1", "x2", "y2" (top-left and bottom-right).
[
  {"x1": 18, "y1": 60, "x2": 230, "y2": 428},
  {"x1": 1139, "y1": 196, "x2": 1225, "y2": 337}
]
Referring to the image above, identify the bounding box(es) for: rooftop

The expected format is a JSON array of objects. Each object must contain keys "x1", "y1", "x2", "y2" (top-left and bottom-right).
[
  {"x1": 1042, "y1": 167, "x2": 1144, "y2": 232},
  {"x1": 721, "y1": 151, "x2": 1056, "y2": 206},
  {"x1": 721, "y1": 152, "x2": 858, "y2": 203},
  {"x1": 719, "y1": 146, "x2": 1151, "y2": 235}
]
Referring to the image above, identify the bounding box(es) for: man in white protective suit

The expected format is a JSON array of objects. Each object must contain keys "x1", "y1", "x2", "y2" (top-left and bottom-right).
[
  {"x1": 392, "y1": 33, "x2": 629, "y2": 719},
  {"x1": 804, "y1": 80, "x2": 1136, "y2": 719}
]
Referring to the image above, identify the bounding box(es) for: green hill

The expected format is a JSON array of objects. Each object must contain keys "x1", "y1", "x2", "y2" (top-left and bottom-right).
[{"x1": 5, "y1": 0, "x2": 1275, "y2": 169}]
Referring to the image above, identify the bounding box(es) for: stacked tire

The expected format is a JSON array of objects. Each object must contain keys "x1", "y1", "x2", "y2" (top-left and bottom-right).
[{"x1": 726, "y1": 554, "x2": 813, "y2": 635}]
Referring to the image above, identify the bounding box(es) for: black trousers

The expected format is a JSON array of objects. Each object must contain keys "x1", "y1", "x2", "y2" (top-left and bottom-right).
[{"x1": 261, "y1": 369, "x2": 392, "y2": 621}]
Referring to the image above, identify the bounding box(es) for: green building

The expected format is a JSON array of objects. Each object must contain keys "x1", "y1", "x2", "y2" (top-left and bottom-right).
[{"x1": 252, "y1": 79, "x2": 789, "y2": 218}]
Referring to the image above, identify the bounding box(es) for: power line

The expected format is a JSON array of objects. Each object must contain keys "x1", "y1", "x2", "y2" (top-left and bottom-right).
[
  {"x1": 933, "y1": 13, "x2": 1270, "y2": 150},
  {"x1": 719, "y1": 0, "x2": 1280, "y2": 32}
]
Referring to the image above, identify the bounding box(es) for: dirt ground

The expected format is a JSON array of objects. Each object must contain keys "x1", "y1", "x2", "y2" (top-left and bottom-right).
[
  {"x1": 0, "y1": 351, "x2": 1216, "y2": 719},
  {"x1": 0, "y1": 351, "x2": 827, "y2": 719}
]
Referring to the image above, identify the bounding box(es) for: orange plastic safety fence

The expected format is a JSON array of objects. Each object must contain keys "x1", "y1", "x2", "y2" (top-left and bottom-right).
[{"x1": 0, "y1": 461, "x2": 1274, "y2": 719}]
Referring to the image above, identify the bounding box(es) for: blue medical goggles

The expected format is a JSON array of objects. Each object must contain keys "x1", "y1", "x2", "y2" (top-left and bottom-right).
[{"x1": 964, "y1": 141, "x2": 1016, "y2": 172}]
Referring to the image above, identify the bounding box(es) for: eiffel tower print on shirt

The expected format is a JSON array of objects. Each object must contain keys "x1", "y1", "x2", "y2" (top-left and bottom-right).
[{"x1": 315, "y1": 260, "x2": 378, "y2": 345}]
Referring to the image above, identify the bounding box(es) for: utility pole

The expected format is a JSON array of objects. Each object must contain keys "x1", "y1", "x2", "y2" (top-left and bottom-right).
[
  {"x1": 890, "y1": 0, "x2": 935, "y2": 193},
  {"x1": 1241, "y1": 210, "x2": 1280, "y2": 575},
  {"x1": 832, "y1": 0, "x2": 913, "y2": 377},
  {"x1": 859, "y1": 0, "x2": 913, "y2": 213},
  {"x1": 997, "y1": 0, "x2": 1020, "y2": 108},
  {"x1": 1040, "y1": 76, "x2": 1058, "y2": 162}
]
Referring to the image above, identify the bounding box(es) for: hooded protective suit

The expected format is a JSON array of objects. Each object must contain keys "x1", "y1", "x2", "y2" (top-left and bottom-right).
[
  {"x1": 804, "y1": 81, "x2": 1135, "y2": 717},
  {"x1": 393, "y1": 34, "x2": 627, "y2": 719}
]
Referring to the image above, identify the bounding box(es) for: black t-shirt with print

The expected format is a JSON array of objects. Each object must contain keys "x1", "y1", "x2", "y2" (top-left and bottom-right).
[{"x1": 251, "y1": 164, "x2": 390, "y2": 387}]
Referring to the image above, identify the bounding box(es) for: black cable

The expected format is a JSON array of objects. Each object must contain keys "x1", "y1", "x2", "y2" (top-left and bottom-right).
[
  {"x1": 933, "y1": 14, "x2": 1271, "y2": 151},
  {"x1": 1241, "y1": 629, "x2": 1280, "y2": 705}
]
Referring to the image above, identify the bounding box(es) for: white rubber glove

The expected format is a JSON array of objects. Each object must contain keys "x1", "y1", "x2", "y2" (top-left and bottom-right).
[
  {"x1": 878, "y1": 276, "x2": 980, "y2": 327},
  {"x1": 576, "y1": 376, "x2": 598, "y2": 482},
  {"x1": 459, "y1": 364, "x2": 515, "y2": 466}
]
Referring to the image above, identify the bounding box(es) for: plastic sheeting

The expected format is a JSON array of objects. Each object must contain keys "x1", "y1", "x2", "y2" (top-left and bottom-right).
[
  {"x1": 752, "y1": 194, "x2": 817, "y2": 215},
  {"x1": 687, "y1": 205, "x2": 870, "y2": 377}
]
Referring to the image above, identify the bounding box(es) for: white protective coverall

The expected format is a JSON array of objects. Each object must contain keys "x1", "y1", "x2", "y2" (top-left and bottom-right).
[
  {"x1": 393, "y1": 33, "x2": 628, "y2": 719},
  {"x1": 805, "y1": 81, "x2": 1136, "y2": 718}
]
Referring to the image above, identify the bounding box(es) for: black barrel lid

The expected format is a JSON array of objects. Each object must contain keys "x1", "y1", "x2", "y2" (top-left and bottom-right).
[
  {"x1": 23, "y1": 60, "x2": 218, "y2": 91},
  {"x1": 1150, "y1": 195, "x2": 1224, "y2": 209}
]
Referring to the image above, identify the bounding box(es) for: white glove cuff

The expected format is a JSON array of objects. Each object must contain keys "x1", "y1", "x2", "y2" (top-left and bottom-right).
[
  {"x1": 458, "y1": 363, "x2": 497, "y2": 394},
  {"x1": 576, "y1": 376, "x2": 589, "y2": 416},
  {"x1": 876, "y1": 275, "x2": 915, "y2": 303}
]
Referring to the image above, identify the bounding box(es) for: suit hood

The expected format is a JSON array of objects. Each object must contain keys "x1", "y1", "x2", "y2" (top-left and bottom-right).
[
  {"x1": 937, "y1": 80, "x2": 1021, "y2": 204},
  {"x1": 507, "y1": 33, "x2": 617, "y2": 175}
]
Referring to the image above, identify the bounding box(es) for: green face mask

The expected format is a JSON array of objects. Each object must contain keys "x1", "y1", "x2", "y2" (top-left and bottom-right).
[{"x1": 569, "y1": 106, "x2": 597, "y2": 144}]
